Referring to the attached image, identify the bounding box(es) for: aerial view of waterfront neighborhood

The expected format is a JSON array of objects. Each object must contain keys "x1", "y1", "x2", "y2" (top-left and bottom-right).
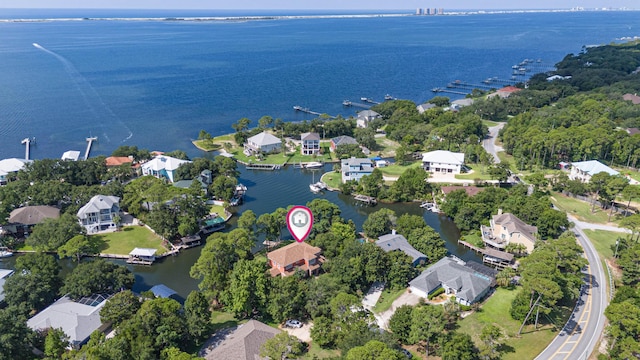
[{"x1": 2, "y1": 3, "x2": 640, "y2": 360}]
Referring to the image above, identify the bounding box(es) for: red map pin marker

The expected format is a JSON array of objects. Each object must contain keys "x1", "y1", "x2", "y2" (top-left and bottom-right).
[{"x1": 286, "y1": 206, "x2": 314, "y2": 243}]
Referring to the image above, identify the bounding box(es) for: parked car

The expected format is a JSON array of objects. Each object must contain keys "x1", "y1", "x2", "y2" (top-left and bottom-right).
[
  {"x1": 401, "y1": 349, "x2": 413, "y2": 358},
  {"x1": 285, "y1": 319, "x2": 303, "y2": 328}
]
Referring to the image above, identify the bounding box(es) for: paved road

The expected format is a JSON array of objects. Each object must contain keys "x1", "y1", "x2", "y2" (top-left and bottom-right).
[
  {"x1": 482, "y1": 123, "x2": 505, "y2": 164},
  {"x1": 535, "y1": 217, "x2": 608, "y2": 360}
]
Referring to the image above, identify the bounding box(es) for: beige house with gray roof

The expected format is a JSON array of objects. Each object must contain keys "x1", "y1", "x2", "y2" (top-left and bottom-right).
[{"x1": 481, "y1": 210, "x2": 537, "y2": 254}]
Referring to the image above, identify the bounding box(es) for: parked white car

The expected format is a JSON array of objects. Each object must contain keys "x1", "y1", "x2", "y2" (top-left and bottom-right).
[{"x1": 285, "y1": 319, "x2": 303, "y2": 328}]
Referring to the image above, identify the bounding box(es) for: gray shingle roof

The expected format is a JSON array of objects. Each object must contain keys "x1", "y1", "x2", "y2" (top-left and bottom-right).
[
  {"x1": 204, "y1": 320, "x2": 281, "y2": 360},
  {"x1": 376, "y1": 234, "x2": 427, "y2": 264},
  {"x1": 301, "y1": 132, "x2": 320, "y2": 141},
  {"x1": 8, "y1": 205, "x2": 60, "y2": 225},
  {"x1": 331, "y1": 135, "x2": 358, "y2": 147},
  {"x1": 247, "y1": 131, "x2": 281, "y2": 147},
  {"x1": 77, "y1": 195, "x2": 120, "y2": 219},
  {"x1": 492, "y1": 213, "x2": 537, "y2": 243},
  {"x1": 409, "y1": 257, "x2": 493, "y2": 304}
]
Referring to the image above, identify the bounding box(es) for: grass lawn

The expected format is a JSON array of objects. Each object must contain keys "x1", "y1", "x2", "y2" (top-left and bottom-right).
[
  {"x1": 459, "y1": 288, "x2": 563, "y2": 360},
  {"x1": 372, "y1": 288, "x2": 406, "y2": 313},
  {"x1": 615, "y1": 167, "x2": 640, "y2": 182},
  {"x1": 209, "y1": 204, "x2": 227, "y2": 217},
  {"x1": 303, "y1": 345, "x2": 340, "y2": 359},
  {"x1": 378, "y1": 161, "x2": 422, "y2": 177},
  {"x1": 91, "y1": 226, "x2": 168, "y2": 255},
  {"x1": 455, "y1": 164, "x2": 493, "y2": 180},
  {"x1": 374, "y1": 136, "x2": 401, "y2": 158},
  {"x1": 482, "y1": 120, "x2": 500, "y2": 127},
  {"x1": 583, "y1": 229, "x2": 625, "y2": 260},
  {"x1": 321, "y1": 171, "x2": 342, "y2": 190},
  {"x1": 210, "y1": 310, "x2": 241, "y2": 332},
  {"x1": 550, "y1": 192, "x2": 621, "y2": 225}
]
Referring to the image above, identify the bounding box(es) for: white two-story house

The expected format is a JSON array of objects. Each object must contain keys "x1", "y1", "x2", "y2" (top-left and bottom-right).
[
  {"x1": 422, "y1": 150, "x2": 465, "y2": 174},
  {"x1": 77, "y1": 195, "x2": 120, "y2": 234},
  {"x1": 300, "y1": 132, "x2": 321, "y2": 155}
]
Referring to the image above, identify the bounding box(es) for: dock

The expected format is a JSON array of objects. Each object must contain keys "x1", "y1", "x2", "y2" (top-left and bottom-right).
[
  {"x1": 360, "y1": 97, "x2": 380, "y2": 104},
  {"x1": 432, "y1": 88, "x2": 469, "y2": 96},
  {"x1": 447, "y1": 80, "x2": 494, "y2": 90},
  {"x1": 246, "y1": 163, "x2": 281, "y2": 170},
  {"x1": 293, "y1": 105, "x2": 336, "y2": 119},
  {"x1": 343, "y1": 100, "x2": 370, "y2": 109},
  {"x1": 21, "y1": 137, "x2": 33, "y2": 160},
  {"x1": 458, "y1": 240, "x2": 516, "y2": 270},
  {"x1": 85, "y1": 136, "x2": 98, "y2": 160},
  {"x1": 353, "y1": 194, "x2": 377, "y2": 206}
]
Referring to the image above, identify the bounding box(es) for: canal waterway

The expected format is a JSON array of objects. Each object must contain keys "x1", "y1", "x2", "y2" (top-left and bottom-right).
[{"x1": 1, "y1": 164, "x2": 480, "y2": 299}]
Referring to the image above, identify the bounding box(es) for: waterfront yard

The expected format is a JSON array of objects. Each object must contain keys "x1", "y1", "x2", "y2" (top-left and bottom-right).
[
  {"x1": 550, "y1": 192, "x2": 621, "y2": 225},
  {"x1": 455, "y1": 164, "x2": 494, "y2": 181},
  {"x1": 583, "y1": 229, "x2": 624, "y2": 260},
  {"x1": 192, "y1": 134, "x2": 236, "y2": 152},
  {"x1": 373, "y1": 136, "x2": 401, "y2": 158},
  {"x1": 92, "y1": 225, "x2": 168, "y2": 255},
  {"x1": 459, "y1": 288, "x2": 563, "y2": 360},
  {"x1": 378, "y1": 161, "x2": 421, "y2": 177},
  {"x1": 320, "y1": 171, "x2": 342, "y2": 190}
]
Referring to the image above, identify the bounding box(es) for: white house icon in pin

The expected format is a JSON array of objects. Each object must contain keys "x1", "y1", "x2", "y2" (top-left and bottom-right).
[{"x1": 292, "y1": 211, "x2": 308, "y2": 227}]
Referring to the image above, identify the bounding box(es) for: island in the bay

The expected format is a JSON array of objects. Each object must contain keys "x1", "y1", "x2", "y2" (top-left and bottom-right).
[{"x1": 1, "y1": 40, "x2": 640, "y2": 360}]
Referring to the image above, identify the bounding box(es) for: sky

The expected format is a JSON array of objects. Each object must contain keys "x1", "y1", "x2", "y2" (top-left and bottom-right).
[{"x1": 0, "y1": 0, "x2": 637, "y2": 10}]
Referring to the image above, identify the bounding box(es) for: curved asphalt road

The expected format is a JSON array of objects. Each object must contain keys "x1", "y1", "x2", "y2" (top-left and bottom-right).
[
  {"x1": 535, "y1": 216, "x2": 608, "y2": 360},
  {"x1": 483, "y1": 123, "x2": 505, "y2": 164}
]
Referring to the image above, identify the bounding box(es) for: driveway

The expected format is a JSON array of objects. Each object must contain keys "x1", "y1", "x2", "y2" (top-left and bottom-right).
[
  {"x1": 362, "y1": 281, "x2": 385, "y2": 310},
  {"x1": 282, "y1": 322, "x2": 312, "y2": 343},
  {"x1": 373, "y1": 290, "x2": 422, "y2": 330},
  {"x1": 482, "y1": 123, "x2": 505, "y2": 164}
]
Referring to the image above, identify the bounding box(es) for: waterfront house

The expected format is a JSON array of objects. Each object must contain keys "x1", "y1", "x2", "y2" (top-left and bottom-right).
[
  {"x1": 481, "y1": 209, "x2": 537, "y2": 254},
  {"x1": 77, "y1": 195, "x2": 120, "y2": 234},
  {"x1": 127, "y1": 248, "x2": 157, "y2": 265},
  {"x1": 452, "y1": 98, "x2": 474, "y2": 108},
  {"x1": 341, "y1": 157, "x2": 374, "y2": 183},
  {"x1": 408, "y1": 257, "x2": 494, "y2": 306},
  {"x1": 300, "y1": 132, "x2": 321, "y2": 155},
  {"x1": 202, "y1": 319, "x2": 281, "y2": 360},
  {"x1": 376, "y1": 232, "x2": 427, "y2": 266},
  {"x1": 141, "y1": 155, "x2": 190, "y2": 183},
  {"x1": 488, "y1": 85, "x2": 522, "y2": 99},
  {"x1": 356, "y1": 110, "x2": 381, "y2": 128},
  {"x1": 623, "y1": 93, "x2": 640, "y2": 105},
  {"x1": 5, "y1": 205, "x2": 60, "y2": 237},
  {"x1": 267, "y1": 241, "x2": 324, "y2": 277},
  {"x1": 0, "y1": 269, "x2": 14, "y2": 303},
  {"x1": 244, "y1": 131, "x2": 282, "y2": 154},
  {"x1": 569, "y1": 160, "x2": 619, "y2": 183},
  {"x1": 27, "y1": 294, "x2": 110, "y2": 348},
  {"x1": 416, "y1": 102, "x2": 436, "y2": 114},
  {"x1": 330, "y1": 135, "x2": 358, "y2": 152},
  {"x1": 105, "y1": 156, "x2": 133, "y2": 167},
  {"x1": 422, "y1": 150, "x2": 465, "y2": 174},
  {"x1": 0, "y1": 158, "x2": 31, "y2": 185}
]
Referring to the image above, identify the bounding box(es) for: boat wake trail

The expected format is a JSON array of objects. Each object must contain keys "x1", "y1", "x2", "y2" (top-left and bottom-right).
[{"x1": 32, "y1": 42, "x2": 134, "y2": 144}]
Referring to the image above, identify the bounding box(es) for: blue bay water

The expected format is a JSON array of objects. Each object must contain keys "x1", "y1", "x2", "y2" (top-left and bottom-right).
[{"x1": 1, "y1": 10, "x2": 639, "y2": 159}]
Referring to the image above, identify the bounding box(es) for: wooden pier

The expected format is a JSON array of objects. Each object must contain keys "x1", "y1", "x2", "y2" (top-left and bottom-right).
[
  {"x1": 85, "y1": 136, "x2": 98, "y2": 160},
  {"x1": 353, "y1": 194, "x2": 377, "y2": 206},
  {"x1": 343, "y1": 100, "x2": 370, "y2": 109},
  {"x1": 360, "y1": 97, "x2": 380, "y2": 105},
  {"x1": 246, "y1": 163, "x2": 281, "y2": 170},
  {"x1": 432, "y1": 88, "x2": 469, "y2": 96},
  {"x1": 293, "y1": 105, "x2": 336, "y2": 119},
  {"x1": 458, "y1": 239, "x2": 516, "y2": 270},
  {"x1": 448, "y1": 80, "x2": 494, "y2": 90}
]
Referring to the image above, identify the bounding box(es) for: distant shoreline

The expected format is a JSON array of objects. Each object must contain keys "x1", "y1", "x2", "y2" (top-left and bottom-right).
[{"x1": 1, "y1": 8, "x2": 638, "y2": 23}]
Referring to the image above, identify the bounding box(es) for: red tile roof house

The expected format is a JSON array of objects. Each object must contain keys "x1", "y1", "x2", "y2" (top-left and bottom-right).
[
  {"x1": 488, "y1": 86, "x2": 522, "y2": 99},
  {"x1": 267, "y1": 242, "x2": 324, "y2": 277}
]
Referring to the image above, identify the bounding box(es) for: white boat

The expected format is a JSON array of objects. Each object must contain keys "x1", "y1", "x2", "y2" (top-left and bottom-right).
[
  {"x1": 305, "y1": 162, "x2": 323, "y2": 169},
  {"x1": 0, "y1": 247, "x2": 13, "y2": 258},
  {"x1": 310, "y1": 182, "x2": 327, "y2": 193},
  {"x1": 420, "y1": 202, "x2": 439, "y2": 213}
]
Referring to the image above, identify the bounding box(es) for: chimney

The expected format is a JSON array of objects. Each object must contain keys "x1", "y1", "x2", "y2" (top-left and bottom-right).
[
  {"x1": 497, "y1": 208, "x2": 503, "y2": 216},
  {"x1": 392, "y1": 229, "x2": 396, "y2": 235}
]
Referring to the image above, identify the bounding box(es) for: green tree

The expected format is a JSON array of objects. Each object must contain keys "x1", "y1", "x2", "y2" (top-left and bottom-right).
[
  {"x1": 27, "y1": 213, "x2": 83, "y2": 252},
  {"x1": 440, "y1": 332, "x2": 477, "y2": 360},
  {"x1": 0, "y1": 308, "x2": 35, "y2": 360},
  {"x1": 479, "y1": 324, "x2": 504, "y2": 360},
  {"x1": 259, "y1": 332, "x2": 305, "y2": 360},
  {"x1": 388, "y1": 305, "x2": 413, "y2": 344},
  {"x1": 257, "y1": 209, "x2": 288, "y2": 241},
  {"x1": 310, "y1": 315, "x2": 337, "y2": 348},
  {"x1": 258, "y1": 115, "x2": 274, "y2": 129},
  {"x1": 209, "y1": 175, "x2": 237, "y2": 201},
  {"x1": 386, "y1": 251, "x2": 417, "y2": 289},
  {"x1": 409, "y1": 305, "x2": 444, "y2": 357},
  {"x1": 44, "y1": 327, "x2": 69, "y2": 360},
  {"x1": 57, "y1": 234, "x2": 94, "y2": 262},
  {"x1": 345, "y1": 340, "x2": 404, "y2": 360},
  {"x1": 100, "y1": 290, "x2": 141, "y2": 327},
  {"x1": 267, "y1": 275, "x2": 307, "y2": 324},
  {"x1": 161, "y1": 347, "x2": 204, "y2": 360},
  {"x1": 184, "y1": 291, "x2": 211, "y2": 341},
  {"x1": 222, "y1": 259, "x2": 268, "y2": 318},
  {"x1": 60, "y1": 260, "x2": 134, "y2": 300},
  {"x1": 3, "y1": 253, "x2": 62, "y2": 314},
  {"x1": 406, "y1": 226, "x2": 447, "y2": 263},
  {"x1": 190, "y1": 232, "x2": 240, "y2": 305},
  {"x1": 362, "y1": 208, "x2": 396, "y2": 238}
]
